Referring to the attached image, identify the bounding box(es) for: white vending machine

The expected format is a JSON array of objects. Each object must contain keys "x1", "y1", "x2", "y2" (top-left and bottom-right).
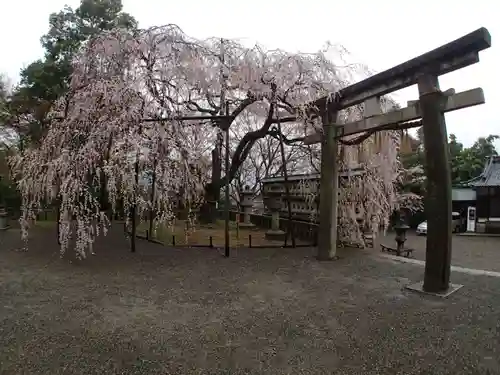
[{"x1": 467, "y1": 206, "x2": 476, "y2": 232}]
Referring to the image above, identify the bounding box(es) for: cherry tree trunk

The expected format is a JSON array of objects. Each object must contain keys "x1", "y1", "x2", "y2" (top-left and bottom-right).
[{"x1": 200, "y1": 147, "x2": 221, "y2": 223}]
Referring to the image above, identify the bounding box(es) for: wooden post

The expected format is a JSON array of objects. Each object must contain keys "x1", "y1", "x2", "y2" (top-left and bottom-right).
[
  {"x1": 276, "y1": 112, "x2": 296, "y2": 248},
  {"x1": 56, "y1": 200, "x2": 61, "y2": 245},
  {"x1": 418, "y1": 74, "x2": 452, "y2": 293},
  {"x1": 317, "y1": 108, "x2": 339, "y2": 260},
  {"x1": 220, "y1": 39, "x2": 231, "y2": 257},
  {"x1": 224, "y1": 105, "x2": 230, "y2": 258},
  {"x1": 0, "y1": 207, "x2": 8, "y2": 230},
  {"x1": 148, "y1": 155, "x2": 158, "y2": 237},
  {"x1": 236, "y1": 213, "x2": 240, "y2": 240},
  {"x1": 130, "y1": 155, "x2": 140, "y2": 253}
]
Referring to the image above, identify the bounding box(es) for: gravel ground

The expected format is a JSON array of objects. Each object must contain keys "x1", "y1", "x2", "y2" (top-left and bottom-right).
[
  {"x1": 1, "y1": 227, "x2": 500, "y2": 374},
  {"x1": 380, "y1": 231, "x2": 500, "y2": 272}
]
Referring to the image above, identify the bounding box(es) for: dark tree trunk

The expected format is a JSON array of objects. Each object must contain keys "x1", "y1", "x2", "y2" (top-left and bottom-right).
[
  {"x1": 200, "y1": 94, "x2": 276, "y2": 224},
  {"x1": 200, "y1": 146, "x2": 222, "y2": 223}
]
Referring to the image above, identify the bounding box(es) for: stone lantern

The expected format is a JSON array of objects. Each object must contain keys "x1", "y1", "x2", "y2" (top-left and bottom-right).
[
  {"x1": 239, "y1": 186, "x2": 255, "y2": 228},
  {"x1": 394, "y1": 223, "x2": 410, "y2": 255},
  {"x1": 263, "y1": 195, "x2": 285, "y2": 241}
]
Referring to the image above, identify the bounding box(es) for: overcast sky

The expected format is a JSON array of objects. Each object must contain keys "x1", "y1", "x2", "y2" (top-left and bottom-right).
[{"x1": 1, "y1": 0, "x2": 497, "y2": 148}]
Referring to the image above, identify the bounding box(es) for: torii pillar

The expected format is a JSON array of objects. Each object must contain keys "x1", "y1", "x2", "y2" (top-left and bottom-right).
[
  {"x1": 419, "y1": 74, "x2": 454, "y2": 293},
  {"x1": 317, "y1": 104, "x2": 339, "y2": 260}
]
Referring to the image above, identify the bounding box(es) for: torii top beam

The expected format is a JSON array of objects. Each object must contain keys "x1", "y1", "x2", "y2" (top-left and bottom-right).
[{"x1": 303, "y1": 27, "x2": 491, "y2": 116}]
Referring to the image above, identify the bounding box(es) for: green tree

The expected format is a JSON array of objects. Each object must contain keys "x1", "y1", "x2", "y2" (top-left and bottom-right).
[
  {"x1": 11, "y1": 0, "x2": 137, "y2": 144},
  {"x1": 401, "y1": 131, "x2": 499, "y2": 190},
  {"x1": 0, "y1": 148, "x2": 20, "y2": 212},
  {"x1": 0, "y1": 76, "x2": 7, "y2": 124},
  {"x1": 0, "y1": 75, "x2": 14, "y2": 146},
  {"x1": 451, "y1": 134, "x2": 498, "y2": 184},
  {"x1": 448, "y1": 134, "x2": 463, "y2": 159},
  {"x1": 400, "y1": 130, "x2": 426, "y2": 195},
  {"x1": 448, "y1": 133, "x2": 464, "y2": 183}
]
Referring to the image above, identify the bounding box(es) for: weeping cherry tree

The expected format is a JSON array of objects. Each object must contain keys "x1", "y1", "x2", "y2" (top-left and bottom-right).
[{"x1": 11, "y1": 24, "x2": 417, "y2": 255}]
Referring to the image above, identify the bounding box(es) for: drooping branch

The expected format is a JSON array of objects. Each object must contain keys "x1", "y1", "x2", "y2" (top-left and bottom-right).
[
  {"x1": 215, "y1": 89, "x2": 277, "y2": 190},
  {"x1": 11, "y1": 23, "x2": 411, "y2": 256}
]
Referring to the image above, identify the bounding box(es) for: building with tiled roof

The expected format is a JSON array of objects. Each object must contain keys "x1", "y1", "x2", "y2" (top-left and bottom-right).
[{"x1": 467, "y1": 156, "x2": 500, "y2": 233}]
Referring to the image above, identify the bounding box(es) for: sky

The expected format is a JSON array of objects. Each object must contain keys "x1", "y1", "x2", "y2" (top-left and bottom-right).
[{"x1": 1, "y1": 0, "x2": 498, "y2": 148}]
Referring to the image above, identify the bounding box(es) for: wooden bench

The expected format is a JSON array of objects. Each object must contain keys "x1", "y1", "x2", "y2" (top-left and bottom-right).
[{"x1": 380, "y1": 243, "x2": 414, "y2": 258}]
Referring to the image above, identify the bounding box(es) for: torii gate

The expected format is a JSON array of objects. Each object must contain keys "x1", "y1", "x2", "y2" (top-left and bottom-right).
[{"x1": 304, "y1": 28, "x2": 491, "y2": 295}]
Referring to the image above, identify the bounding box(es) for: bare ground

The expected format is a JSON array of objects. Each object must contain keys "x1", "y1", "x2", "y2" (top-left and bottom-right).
[
  {"x1": 1, "y1": 226, "x2": 500, "y2": 374},
  {"x1": 136, "y1": 219, "x2": 311, "y2": 247},
  {"x1": 380, "y1": 231, "x2": 500, "y2": 272}
]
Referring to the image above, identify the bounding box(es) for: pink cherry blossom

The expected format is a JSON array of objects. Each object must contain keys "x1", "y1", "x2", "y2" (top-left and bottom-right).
[{"x1": 10, "y1": 24, "x2": 420, "y2": 255}]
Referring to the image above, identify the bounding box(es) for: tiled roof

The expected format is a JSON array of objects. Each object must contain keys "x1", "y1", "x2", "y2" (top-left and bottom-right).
[{"x1": 469, "y1": 156, "x2": 500, "y2": 187}]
